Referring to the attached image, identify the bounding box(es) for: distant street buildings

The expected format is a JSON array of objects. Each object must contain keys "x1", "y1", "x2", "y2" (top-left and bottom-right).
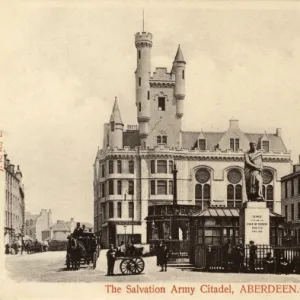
[
  {"x1": 93, "y1": 28, "x2": 293, "y2": 248},
  {"x1": 25, "y1": 209, "x2": 53, "y2": 241},
  {"x1": 4, "y1": 153, "x2": 25, "y2": 245},
  {"x1": 281, "y1": 156, "x2": 300, "y2": 245}
]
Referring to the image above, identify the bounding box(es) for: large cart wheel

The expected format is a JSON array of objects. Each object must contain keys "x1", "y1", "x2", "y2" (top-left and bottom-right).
[
  {"x1": 120, "y1": 259, "x2": 134, "y2": 275},
  {"x1": 93, "y1": 252, "x2": 97, "y2": 269},
  {"x1": 131, "y1": 257, "x2": 145, "y2": 274}
]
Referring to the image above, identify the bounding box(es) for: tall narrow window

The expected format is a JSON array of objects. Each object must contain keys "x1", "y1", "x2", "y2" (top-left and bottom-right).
[
  {"x1": 195, "y1": 184, "x2": 202, "y2": 199},
  {"x1": 291, "y1": 179, "x2": 295, "y2": 197},
  {"x1": 285, "y1": 205, "x2": 288, "y2": 220},
  {"x1": 169, "y1": 161, "x2": 173, "y2": 173},
  {"x1": 150, "y1": 160, "x2": 155, "y2": 174},
  {"x1": 109, "y1": 180, "x2": 114, "y2": 195},
  {"x1": 227, "y1": 185, "x2": 234, "y2": 200},
  {"x1": 129, "y1": 202, "x2": 134, "y2": 218},
  {"x1": 162, "y1": 136, "x2": 167, "y2": 144},
  {"x1": 151, "y1": 180, "x2": 156, "y2": 195},
  {"x1": 157, "y1": 136, "x2": 161, "y2": 144},
  {"x1": 199, "y1": 139, "x2": 206, "y2": 150},
  {"x1": 138, "y1": 50, "x2": 141, "y2": 59},
  {"x1": 101, "y1": 183, "x2": 105, "y2": 197},
  {"x1": 298, "y1": 203, "x2": 300, "y2": 220},
  {"x1": 182, "y1": 70, "x2": 185, "y2": 80},
  {"x1": 230, "y1": 139, "x2": 234, "y2": 151},
  {"x1": 129, "y1": 160, "x2": 134, "y2": 174},
  {"x1": 117, "y1": 202, "x2": 122, "y2": 218},
  {"x1": 235, "y1": 184, "x2": 242, "y2": 199},
  {"x1": 235, "y1": 139, "x2": 240, "y2": 151},
  {"x1": 139, "y1": 103, "x2": 141, "y2": 112},
  {"x1": 111, "y1": 122, "x2": 115, "y2": 132},
  {"x1": 109, "y1": 160, "x2": 113, "y2": 174},
  {"x1": 117, "y1": 180, "x2": 122, "y2": 195},
  {"x1": 139, "y1": 77, "x2": 141, "y2": 86},
  {"x1": 117, "y1": 160, "x2": 122, "y2": 173},
  {"x1": 147, "y1": 91, "x2": 150, "y2": 100},
  {"x1": 285, "y1": 181, "x2": 288, "y2": 198},
  {"x1": 157, "y1": 180, "x2": 167, "y2": 195},
  {"x1": 263, "y1": 141, "x2": 270, "y2": 152},
  {"x1": 109, "y1": 202, "x2": 114, "y2": 218},
  {"x1": 298, "y1": 177, "x2": 300, "y2": 195},
  {"x1": 203, "y1": 184, "x2": 210, "y2": 199},
  {"x1": 158, "y1": 97, "x2": 166, "y2": 111},
  {"x1": 101, "y1": 164, "x2": 105, "y2": 177},
  {"x1": 291, "y1": 204, "x2": 295, "y2": 220},
  {"x1": 128, "y1": 180, "x2": 134, "y2": 195},
  {"x1": 169, "y1": 180, "x2": 173, "y2": 195}
]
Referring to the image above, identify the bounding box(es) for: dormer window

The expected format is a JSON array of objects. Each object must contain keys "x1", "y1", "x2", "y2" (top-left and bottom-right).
[
  {"x1": 198, "y1": 139, "x2": 206, "y2": 150},
  {"x1": 157, "y1": 135, "x2": 167, "y2": 145},
  {"x1": 158, "y1": 97, "x2": 165, "y2": 111},
  {"x1": 230, "y1": 138, "x2": 239, "y2": 152},
  {"x1": 262, "y1": 141, "x2": 270, "y2": 152}
]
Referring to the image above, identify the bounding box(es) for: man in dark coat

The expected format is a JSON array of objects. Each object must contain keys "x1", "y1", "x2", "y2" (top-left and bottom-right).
[
  {"x1": 159, "y1": 244, "x2": 169, "y2": 272},
  {"x1": 73, "y1": 223, "x2": 83, "y2": 239},
  {"x1": 263, "y1": 252, "x2": 274, "y2": 273},
  {"x1": 106, "y1": 244, "x2": 117, "y2": 276},
  {"x1": 249, "y1": 240, "x2": 257, "y2": 272}
]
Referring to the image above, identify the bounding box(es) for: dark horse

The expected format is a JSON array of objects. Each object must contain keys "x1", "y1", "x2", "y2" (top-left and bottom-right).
[{"x1": 67, "y1": 237, "x2": 81, "y2": 270}]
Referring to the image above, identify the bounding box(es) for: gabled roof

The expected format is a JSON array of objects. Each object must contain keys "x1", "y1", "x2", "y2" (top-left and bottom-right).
[
  {"x1": 52, "y1": 231, "x2": 68, "y2": 241},
  {"x1": 181, "y1": 131, "x2": 287, "y2": 152},
  {"x1": 51, "y1": 222, "x2": 70, "y2": 232}
]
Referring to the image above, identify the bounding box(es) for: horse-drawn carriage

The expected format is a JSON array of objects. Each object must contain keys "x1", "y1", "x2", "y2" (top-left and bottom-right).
[
  {"x1": 66, "y1": 232, "x2": 99, "y2": 270},
  {"x1": 116, "y1": 244, "x2": 145, "y2": 275}
]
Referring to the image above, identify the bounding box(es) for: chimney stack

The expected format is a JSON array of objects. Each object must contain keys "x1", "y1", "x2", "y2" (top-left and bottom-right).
[
  {"x1": 276, "y1": 128, "x2": 282, "y2": 138},
  {"x1": 229, "y1": 118, "x2": 239, "y2": 129}
]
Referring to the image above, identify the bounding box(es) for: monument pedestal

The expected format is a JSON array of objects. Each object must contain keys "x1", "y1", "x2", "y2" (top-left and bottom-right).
[{"x1": 239, "y1": 201, "x2": 270, "y2": 245}]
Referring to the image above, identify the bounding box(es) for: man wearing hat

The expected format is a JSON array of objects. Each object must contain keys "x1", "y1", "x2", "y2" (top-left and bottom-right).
[
  {"x1": 106, "y1": 244, "x2": 117, "y2": 276},
  {"x1": 73, "y1": 222, "x2": 83, "y2": 239},
  {"x1": 249, "y1": 240, "x2": 257, "y2": 272}
]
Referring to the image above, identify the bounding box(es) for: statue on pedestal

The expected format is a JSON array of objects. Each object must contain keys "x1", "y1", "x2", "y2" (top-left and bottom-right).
[{"x1": 244, "y1": 142, "x2": 264, "y2": 201}]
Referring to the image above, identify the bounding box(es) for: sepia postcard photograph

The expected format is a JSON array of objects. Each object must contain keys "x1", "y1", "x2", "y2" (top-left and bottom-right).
[{"x1": 0, "y1": 0, "x2": 300, "y2": 299}]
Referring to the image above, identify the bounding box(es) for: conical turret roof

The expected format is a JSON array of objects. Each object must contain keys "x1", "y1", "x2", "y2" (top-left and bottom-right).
[
  {"x1": 109, "y1": 97, "x2": 123, "y2": 125},
  {"x1": 174, "y1": 45, "x2": 185, "y2": 63}
]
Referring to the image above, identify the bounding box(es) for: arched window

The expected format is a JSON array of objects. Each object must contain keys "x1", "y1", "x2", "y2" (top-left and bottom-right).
[
  {"x1": 117, "y1": 160, "x2": 122, "y2": 173},
  {"x1": 195, "y1": 184, "x2": 202, "y2": 199},
  {"x1": 227, "y1": 169, "x2": 243, "y2": 208},
  {"x1": 204, "y1": 184, "x2": 210, "y2": 199},
  {"x1": 194, "y1": 168, "x2": 211, "y2": 209},
  {"x1": 227, "y1": 184, "x2": 234, "y2": 200},
  {"x1": 267, "y1": 185, "x2": 273, "y2": 200}
]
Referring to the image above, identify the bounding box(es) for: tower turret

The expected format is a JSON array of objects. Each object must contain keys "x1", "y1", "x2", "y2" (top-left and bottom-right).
[
  {"x1": 135, "y1": 31, "x2": 152, "y2": 146},
  {"x1": 172, "y1": 45, "x2": 186, "y2": 118},
  {"x1": 109, "y1": 97, "x2": 124, "y2": 148}
]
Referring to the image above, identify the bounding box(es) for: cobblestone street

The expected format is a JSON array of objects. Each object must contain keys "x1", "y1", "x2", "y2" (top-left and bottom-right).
[{"x1": 4, "y1": 250, "x2": 300, "y2": 283}]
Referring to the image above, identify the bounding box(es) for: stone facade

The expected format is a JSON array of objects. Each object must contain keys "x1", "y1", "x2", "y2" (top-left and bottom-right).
[
  {"x1": 4, "y1": 154, "x2": 25, "y2": 245},
  {"x1": 93, "y1": 29, "x2": 293, "y2": 247},
  {"x1": 281, "y1": 158, "x2": 300, "y2": 245},
  {"x1": 25, "y1": 209, "x2": 53, "y2": 241}
]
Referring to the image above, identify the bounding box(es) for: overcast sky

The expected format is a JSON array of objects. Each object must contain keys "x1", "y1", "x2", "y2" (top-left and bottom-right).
[{"x1": 1, "y1": 2, "x2": 300, "y2": 223}]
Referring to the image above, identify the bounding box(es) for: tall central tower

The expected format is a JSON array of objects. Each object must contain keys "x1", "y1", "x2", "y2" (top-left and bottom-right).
[{"x1": 135, "y1": 31, "x2": 152, "y2": 147}]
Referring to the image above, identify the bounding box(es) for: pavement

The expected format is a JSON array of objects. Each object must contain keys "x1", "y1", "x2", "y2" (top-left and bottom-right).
[{"x1": 4, "y1": 250, "x2": 300, "y2": 283}]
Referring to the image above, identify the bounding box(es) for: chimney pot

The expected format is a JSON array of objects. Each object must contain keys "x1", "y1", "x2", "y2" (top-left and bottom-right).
[{"x1": 229, "y1": 118, "x2": 239, "y2": 129}]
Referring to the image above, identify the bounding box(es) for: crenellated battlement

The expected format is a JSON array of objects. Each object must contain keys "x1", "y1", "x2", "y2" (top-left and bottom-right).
[
  {"x1": 150, "y1": 67, "x2": 175, "y2": 82},
  {"x1": 135, "y1": 32, "x2": 153, "y2": 47}
]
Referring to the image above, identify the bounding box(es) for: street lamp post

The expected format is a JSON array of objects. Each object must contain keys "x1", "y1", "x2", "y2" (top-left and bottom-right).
[
  {"x1": 124, "y1": 189, "x2": 134, "y2": 243},
  {"x1": 124, "y1": 225, "x2": 127, "y2": 244},
  {"x1": 172, "y1": 163, "x2": 178, "y2": 240}
]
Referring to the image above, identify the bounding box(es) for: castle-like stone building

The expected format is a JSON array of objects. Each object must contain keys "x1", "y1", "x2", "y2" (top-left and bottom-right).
[{"x1": 93, "y1": 29, "x2": 292, "y2": 247}]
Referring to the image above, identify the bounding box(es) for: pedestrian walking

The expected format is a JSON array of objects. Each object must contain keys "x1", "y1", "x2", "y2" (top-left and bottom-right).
[
  {"x1": 223, "y1": 239, "x2": 232, "y2": 272},
  {"x1": 106, "y1": 244, "x2": 117, "y2": 276}
]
